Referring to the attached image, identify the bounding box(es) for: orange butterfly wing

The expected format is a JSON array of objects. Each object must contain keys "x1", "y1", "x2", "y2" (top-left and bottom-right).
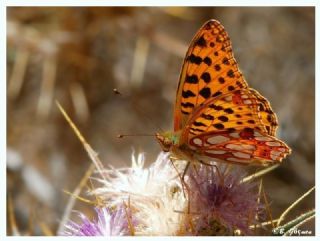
[
  {"x1": 174, "y1": 20, "x2": 248, "y2": 131},
  {"x1": 172, "y1": 19, "x2": 290, "y2": 165},
  {"x1": 181, "y1": 89, "x2": 290, "y2": 165}
]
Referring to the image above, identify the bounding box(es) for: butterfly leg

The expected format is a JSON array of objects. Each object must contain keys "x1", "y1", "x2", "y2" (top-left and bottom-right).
[
  {"x1": 169, "y1": 157, "x2": 189, "y2": 199},
  {"x1": 181, "y1": 161, "x2": 191, "y2": 183},
  {"x1": 169, "y1": 154, "x2": 190, "y2": 183},
  {"x1": 180, "y1": 161, "x2": 193, "y2": 215},
  {"x1": 198, "y1": 159, "x2": 226, "y2": 185}
]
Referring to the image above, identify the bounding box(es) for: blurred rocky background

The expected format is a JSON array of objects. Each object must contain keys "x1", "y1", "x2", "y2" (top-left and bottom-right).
[{"x1": 7, "y1": 7, "x2": 315, "y2": 235}]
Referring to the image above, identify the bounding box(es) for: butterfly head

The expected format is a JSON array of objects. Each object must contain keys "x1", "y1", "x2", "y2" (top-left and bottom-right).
[{"x1": 155, "y1": 131, "x2": 180, "y2": 152}]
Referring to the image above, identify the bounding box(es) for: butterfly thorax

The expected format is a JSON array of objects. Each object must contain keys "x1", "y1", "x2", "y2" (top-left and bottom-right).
[{"x1": 155, "y1": 131, "x2": 181, "y2": 152}]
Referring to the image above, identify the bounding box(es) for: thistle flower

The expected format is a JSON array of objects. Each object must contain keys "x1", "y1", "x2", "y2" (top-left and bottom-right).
[
  {"x1": 92, "y1": 152, "x2": 188, "y2": 235},
  {"x1": 94, "y1": 152, "x2": 182, "y2": 201},
  {"x1": 61, "y1": 152, "x2": 264, "y2": 236},
  {"x1": 62, "y1": 205, "x2": 136, "y2": 236},
  {"x1": 185, "y1": 164, "x2": 263, "y2": 235}
]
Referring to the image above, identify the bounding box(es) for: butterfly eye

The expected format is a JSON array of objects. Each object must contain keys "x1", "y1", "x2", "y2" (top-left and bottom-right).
[{"x1": 165, "y1": 139, "x2": 172, "y2": 146}]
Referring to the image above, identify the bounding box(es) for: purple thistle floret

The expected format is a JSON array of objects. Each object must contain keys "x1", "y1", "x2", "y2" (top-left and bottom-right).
[
  {"x1": 62, "y1": 205, "x2": 137, "y2": 236},
  {"x1": 186, "y1": 164, "x2": 264, "y2": 235}
]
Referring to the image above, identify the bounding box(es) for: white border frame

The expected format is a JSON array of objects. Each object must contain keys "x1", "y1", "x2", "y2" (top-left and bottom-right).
[{"x1": 2, "y1": 1, "x2": 318, "y2": 240}]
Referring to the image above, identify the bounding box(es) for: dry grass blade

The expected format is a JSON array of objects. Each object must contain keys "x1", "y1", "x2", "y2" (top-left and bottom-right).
[
  {"x1": 8, "y1": 194, "x2": 20, "y2": 235},
  {"x1": 123, "y1": 199, "x2": 135, "y2": 236},
  {"x1": 62, "y1": 189, "x2": 96, "y2": 205},
  {"x1": 56, "y1": 101, "x2": 105, "y2": 233},
  {"x1": 277, "y1": 186, "x2": 315, "y2": 227},
  {"x1": 130, "y1": 36, "x2": 150, "y2": 87},
  {"x1": 241, "y1": 164, "x2": 279, "y2": 183},
  {"x1": 8, "y1": 47, "x2": 29, "y2": 100},
  {"x1": 56, "y1": 101, "x2": 105, "y2": 178},
  {"x1": 37, "y1": 56, "x2": 57, "y2": 119},
  {"x1": 57, "y1": 163, "x2": 95, "y2": 234},
  {"x1": 69, "y1": 81, "x2": 90, "y2": 123},
  {"x1": 27, "y1": 207, "x2": 34, "y2": 235},
  {"x1": 249, "y1": 219, "x2": 280, "y2": 229},
  {"x1": 39, "y1": 222, "x2": 54, "y2": 236}
]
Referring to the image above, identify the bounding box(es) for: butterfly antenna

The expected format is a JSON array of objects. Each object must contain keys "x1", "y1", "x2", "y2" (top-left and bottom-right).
[
  {"x1": 113, "y1": 88, "x2": 164, "y2": 132},
  {"x1": 117, "y1": 134, "x2": 155, "y2": 138}
]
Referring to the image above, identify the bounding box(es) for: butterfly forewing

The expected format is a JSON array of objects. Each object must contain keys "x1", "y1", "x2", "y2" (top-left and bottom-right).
[{"x1": 174, "y1": 20, "x2": 248, "y2": 131}]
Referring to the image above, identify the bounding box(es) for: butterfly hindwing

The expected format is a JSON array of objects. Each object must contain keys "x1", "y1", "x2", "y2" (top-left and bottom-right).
[
  {"x1": 183, "y1": 89, "x2": 268, "y2": 138},
  {"x1": 249, "y1": 88, "x2": 278, "y2": 136},
  {"x1": 189, "y1": 130, "x2": 290, "y2": 165},
  {"x1": 181, "y1": 89, "x2": 290, "y2": 164}
]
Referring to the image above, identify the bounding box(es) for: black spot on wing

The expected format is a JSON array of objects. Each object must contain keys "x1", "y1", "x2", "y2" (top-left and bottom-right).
[
  {"x1": 214, "y1": 64, "x2": 221, "y2": 71},
  {"x1": 181, "y1": 110, "x2": 189, "y2": 115},
  {"x1": 190, "y1": 127, "x2": 205, "y2": 133},
  {"x1": 218, "y1": 77, "x2": 225, "y2": 84},
  {"x1": 228, "y1": 127, "x2": 236, "y2": 132},
  {"x1": 228, "y1": 86, "x2": 235, "y2": 91},
  {"x1": 203, "y1": 57, "x2": 212, "y2": 66},
  {"x1": 201, "y1": 113, "x2": 214, "y2": 120},
  {"x1": 185, "y1": 74, "x2": 199, "y2": 84},
  {"x1": 181, "y1": 102, "x2": 195, "y2": 108},
  {"x1": 201, "y1": 72, "x2": 211, "y2": 83},
  {"x1": 218, "y1": 116, "x2": 229, "y2": 122},
  {"x1": 213, "y1": 123, "x2": 225, "y2": 129},
  {"x1": 212, "y1": 91, "x2": 222, "y2": 97},
  {"x1": 209, "y1": 104, "x2": 223, "y2": 111},
  {"x1": 182, "y1": 90, "x2": 196, "y2": 98},
  {"x1": 222, "y1": 57, "x2": 230, "y2": 65},
  {"x1": 224, "y1": 108, "x2": 234, "y2": 114},
  {"x1": 181, "y1": 102, "x2": 194, "y2": 108},
  {"x1": 187, "y1": 54, "x2": 202, "y2": 65},
  {"x1": 236, "y1": 81, "x2": 244, "y2": 88},
  {"x1": 195, "y1": 35, "x2": 207, "y2": 47},
  {"x1": 227, "y1": 69, "x2": 235, "y2": 78},
  {"x1": 193, "y1": 121, "x2": 207, "y2": 127},
  {"x1": 199, "y1": 87, "x2": 211, "y2": 99}
]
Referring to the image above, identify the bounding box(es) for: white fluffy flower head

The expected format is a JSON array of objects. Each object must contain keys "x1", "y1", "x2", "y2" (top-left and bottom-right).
[{"x1": 92, "y1": 152, "x2": 187, "y2": 235}]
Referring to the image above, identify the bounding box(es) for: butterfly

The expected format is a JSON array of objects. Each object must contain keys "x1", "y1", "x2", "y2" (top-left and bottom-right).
[{"x1": 156, "y1": 19, "x2": 291, "y2": 166}]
